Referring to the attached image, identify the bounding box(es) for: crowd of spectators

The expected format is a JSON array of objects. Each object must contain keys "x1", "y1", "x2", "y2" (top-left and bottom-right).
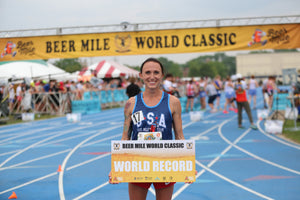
[{"x1": 0, "y1": 74, "x2": 283, "y2": 119}]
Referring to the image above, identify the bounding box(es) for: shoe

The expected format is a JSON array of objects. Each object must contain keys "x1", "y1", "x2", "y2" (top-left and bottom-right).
[
  {"x1": 250, "y1": 125, "x2": 258, "y2": 130},
  {"x1": 238, "y1": 126, "x2": 245, "y2": 129},
  {"x1": 234, "y1": 109, "x2": 238, "y2": 113},
  {"x1": 229, "y1": 107, "x2": 235, "y2": 111},
  {"x1": 210, "y1": 108, "x2": 218, "y2": 113},
  {"x1": 223, "y1": 110, "x2": 229, "y2": 114}
]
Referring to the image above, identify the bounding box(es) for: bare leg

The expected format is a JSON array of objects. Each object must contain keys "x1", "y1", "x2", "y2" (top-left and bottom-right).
[
  {"x1": 128, "y1": 183, "x2": 148, "y2": 200},
  {"x1": 155, "y1": 185, "x2": 174, "y2": 200},
  {"x1": 190, "y1": 98, "x2": 194, "y2": 111}
]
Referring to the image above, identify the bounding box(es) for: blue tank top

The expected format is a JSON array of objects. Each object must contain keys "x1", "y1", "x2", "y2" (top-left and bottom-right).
[{"x1": 131, "y1": 92, "x2": 173, "y2": 140}]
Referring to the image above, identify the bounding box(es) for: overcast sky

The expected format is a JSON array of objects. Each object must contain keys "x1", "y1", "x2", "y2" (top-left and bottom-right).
[{"x1": 1, "y1": 0, "x2": 299, "y2": 65}]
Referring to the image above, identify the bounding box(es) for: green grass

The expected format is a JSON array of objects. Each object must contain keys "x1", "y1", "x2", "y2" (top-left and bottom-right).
[
  {"x1": 282, "y1": 119, "x2": 300, "y2": 144},
  {"x1": 0, "y1": 114, "x2": 60, "y2": 126}
]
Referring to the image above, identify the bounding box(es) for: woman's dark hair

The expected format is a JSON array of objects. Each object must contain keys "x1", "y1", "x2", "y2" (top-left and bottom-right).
[{"x1": 140, "y1": 58, "x2": 164, "y2": 74}]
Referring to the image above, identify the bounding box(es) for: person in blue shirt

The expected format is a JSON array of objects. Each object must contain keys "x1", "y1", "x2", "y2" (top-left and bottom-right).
[{"x1": 109, "y1": 58, "x2": 185, "y2": 200}]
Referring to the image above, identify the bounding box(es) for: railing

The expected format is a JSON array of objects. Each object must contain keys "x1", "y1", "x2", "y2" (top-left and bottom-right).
[{"x1": 6, "y1": 89, "x2": 128, "y2": 116}]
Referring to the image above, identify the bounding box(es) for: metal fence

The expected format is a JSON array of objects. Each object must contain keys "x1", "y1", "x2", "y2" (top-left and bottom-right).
[{"x1": 5, "y1": 89, "x2": 128, "y2": 116}]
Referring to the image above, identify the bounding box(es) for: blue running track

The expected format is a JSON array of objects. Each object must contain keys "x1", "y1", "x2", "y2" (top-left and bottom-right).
[{"x1": 0, "y1": 90, "x2": 299, "y2": 200}]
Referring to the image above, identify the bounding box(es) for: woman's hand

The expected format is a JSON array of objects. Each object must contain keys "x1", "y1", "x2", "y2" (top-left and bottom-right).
[
  {"x1": 185, "y1": 170, "x2": 197, "y2": 184},
  {"x1": 108, "y1": 171, "x2": 118, "y2": 184}
]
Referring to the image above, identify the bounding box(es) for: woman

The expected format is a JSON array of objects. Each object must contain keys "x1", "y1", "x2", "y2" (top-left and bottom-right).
[
  {"x1": 248, "y1": 75, "x2": 259, "y2": 109},
  {"x1": 109, "y1": 58, "x2": 185, "y2": 200},
  {"x1": 185, "y1": 78, "x2": 197, "y2": 112},
  {"x1": 223, "y1": 76, "x2": 237, "y2": 114},
  {"x1": 198, "y1": 77, "x2": 207, "y2": 110}
]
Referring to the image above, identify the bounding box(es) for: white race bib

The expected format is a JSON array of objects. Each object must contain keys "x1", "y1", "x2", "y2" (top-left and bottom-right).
[{"x1": 131, "y1": 110, "x2": 144, "y2": 125}]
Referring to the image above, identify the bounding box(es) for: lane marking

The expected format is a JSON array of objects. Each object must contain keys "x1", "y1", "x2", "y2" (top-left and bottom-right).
[
  {"x1": 257, "y1": 120, "x2": 300, "y2": 150},
  {"x1": 219, "y1": 123, "x2": 300, "y2": 175},
  {"x1": 58, "y1": 125, "x2": 122, "y2": 200},
  {"x1": 195, "y1": 160, "x2": 274, "y2": 200}
]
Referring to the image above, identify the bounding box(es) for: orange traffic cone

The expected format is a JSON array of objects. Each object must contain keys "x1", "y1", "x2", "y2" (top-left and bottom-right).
[
  {"x1": 8, "y1": 191, "x2": 17, "y2": 199},
  {"x1": 57, "y1": 165, "x2": 63, "y2": 172}
]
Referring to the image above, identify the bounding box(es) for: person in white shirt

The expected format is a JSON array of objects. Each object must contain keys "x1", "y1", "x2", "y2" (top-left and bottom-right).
[
  {"x1": 248, "y1": 75, "x2": 259, "y2": 109},
  {"x1": 163, "y1": 73, "x2": 175, "y2": 95},
  {"x1": 223, "y1": 76, "x2": 237, "y2": 114},
  {"x1": 8, "y1": 83, "x2": 15, "y2": 112}
]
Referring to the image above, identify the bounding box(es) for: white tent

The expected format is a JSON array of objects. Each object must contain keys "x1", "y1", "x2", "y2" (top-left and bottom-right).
[
  {"x1": 79, "y1": 60, "x2": 139, "y2": 78},
  {"x1": 0, "y1": 60, "x2": 70, "y2": 80}
]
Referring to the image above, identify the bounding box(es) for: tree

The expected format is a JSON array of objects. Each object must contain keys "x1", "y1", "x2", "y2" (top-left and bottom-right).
[
  {"x1": 53, "y1": 58, "x2": 82, "y2": 73},
  {"x1": 157, "y1": 57, "x2": 182, "y2": 77}
]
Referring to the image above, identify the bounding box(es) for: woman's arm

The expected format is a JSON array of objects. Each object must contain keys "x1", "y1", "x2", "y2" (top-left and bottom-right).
[
  {"x1": 121, "y1": 97, "x2": 135, "y2": 140},
  {"x1": 170, "y1": 95, "x2": 184, "y2": 140}
]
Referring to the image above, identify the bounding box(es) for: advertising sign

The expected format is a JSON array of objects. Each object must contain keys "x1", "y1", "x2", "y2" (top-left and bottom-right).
[
  {"x1": 1, "y1": 24, "x2": 300, "y2": 61},
  {"x1": 111, "y1": 140, "x2": 195, "y2": 183}
]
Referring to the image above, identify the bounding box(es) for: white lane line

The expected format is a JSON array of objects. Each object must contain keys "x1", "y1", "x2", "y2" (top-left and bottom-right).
[
  {"x1": 73, "y1": 182, "x2": 110, "y2": 200},
  {"x1": 0, "y1": 117, "x2": 117, "y2": 168},
  {"x1": 219, "y1": 128, "x2": 300, "y2": 175},
  {"x1": 0, "y1": 125, "x2": 91, "y2": 168},
  {"x1": 0, "y1": 135, "x2": 115, "y2": 195},
  {"x1": 195, "y1": 160, "x2": 274, "y2": 200},
  {"x1": 173, "y1": 117, "x2": 245, "y2": 199},
  {"x1": 58, "y1": 125, "x2": 122, "y2": 200},
  {"x1": 257, "y1": 120, "x2": 300, "y2": 150},
  {"x1": 0, "y1": 149, "x2": 71, "y2": 171},
  {"x1": 0, "y1": 134, "x2": 120, "y2": 171},
  {"x1": 173, "y1": 116, "x2": 274, "y2": 200},
  {"x1": 0, "y1": 172, "x2": 58, "y2": 195},
  {"x1": 190, "y1": 124, "x2": 220, "y2": 140},
  {"x1": 67, "y1": 152, "x2": 111, "y2": 171},
  {"x1": 0, "y1": 126, "x2": 59, "y2": 145}
]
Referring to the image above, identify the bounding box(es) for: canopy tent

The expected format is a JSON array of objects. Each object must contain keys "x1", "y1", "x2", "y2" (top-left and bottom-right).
[
  {"x1": 79, "y1": 60, "x2": 139, "y2": 79},
  {"x1": 0, "y1": 60, "x2": 70, "y2": 80}
]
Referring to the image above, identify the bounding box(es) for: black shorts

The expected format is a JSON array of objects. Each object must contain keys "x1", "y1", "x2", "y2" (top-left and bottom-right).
[{"x1": 208, "y1": 95, "x2": 217, "y2": 104}]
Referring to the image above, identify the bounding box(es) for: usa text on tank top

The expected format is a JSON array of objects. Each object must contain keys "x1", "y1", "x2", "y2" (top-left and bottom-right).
[{"x1": 132, "y1": 92, "x2": 173, "y2": 140}]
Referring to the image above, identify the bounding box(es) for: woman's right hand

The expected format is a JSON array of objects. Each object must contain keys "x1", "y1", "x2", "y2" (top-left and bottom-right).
[{"x1": 108, "y1": 171, "x2": 118, "y2": 184}]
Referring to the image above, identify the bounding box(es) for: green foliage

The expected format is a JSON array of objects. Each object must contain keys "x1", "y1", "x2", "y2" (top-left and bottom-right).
[
  {"x1": 54, "y1": 58, "x2": 83, "y2": 73},
  {"x1": 157, "y1": 57, "x2": 182, "y2": 77},
  {"x1": 274, "y1": 49, "x2": 299, "y2": 52},
  {"x1": 185, "y1": 53, "x2": 235, "y2": 78}
]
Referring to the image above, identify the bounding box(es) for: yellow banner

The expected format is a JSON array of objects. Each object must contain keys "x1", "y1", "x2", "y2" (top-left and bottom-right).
[
  {"x1": 111, "y1": 140, "x2": 195, "y2": 183},
  {"x1": 1, "y1": 24, "x2": 300, "y2": 61}
]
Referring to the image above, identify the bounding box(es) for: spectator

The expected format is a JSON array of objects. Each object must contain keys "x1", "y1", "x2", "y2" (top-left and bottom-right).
[
  {"x1": 163, "y1": 73, "x2": 175, "y2": 95},
  {"x1": 223, "y1": 76, "x2": 237, "y2": 114},
  {"x1": 248, "y1": 75, "x2": 259, "y2": 109},
  {"x1": 213, "y1": 75, "x2": 223, "y2": 110},
  {"x1": 206, "y1": 78, "x2": 218, "y2": 113},
  {"x1": 185, "y1": 78, "x2": 197, "y2": 112},
  {"x1": 198, "y1": 77, "x2": 207, "y2": 110},
  {"x1": 266, "y1": 76, "x2": 278, "y2": 110},
  {"x1": 8, "y1": 83, "x2": 15, "y2": 113},
  {"x1": 126, "y1": 77, "x2": 141, "y2": 98},
  {"x1": 234, "y1": 75, "x2": 257, "y2": 130}
]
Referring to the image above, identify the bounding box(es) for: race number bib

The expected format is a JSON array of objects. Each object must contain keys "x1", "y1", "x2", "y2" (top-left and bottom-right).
[
  {"x1": 131, "y1": 111, "x2": 144, "y2": 125},
  {"x1": 138, "y1": 132, "x2": 162, "y2": 140}
]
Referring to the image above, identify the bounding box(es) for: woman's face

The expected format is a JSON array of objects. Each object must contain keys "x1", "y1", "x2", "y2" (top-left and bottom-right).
[{"x1": 139, "y1": 61, "x2": 163, "y2": 89}]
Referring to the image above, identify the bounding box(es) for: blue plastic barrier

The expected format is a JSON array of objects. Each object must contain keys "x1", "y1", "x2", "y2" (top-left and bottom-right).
[
  {"x1": 100, "y1": 90, "x2": 107, "y2": 104},
  {"x1": 106, "y1": 90, "x2": 113, "y2": 103},
  {"x1": 72, "y1": 99, "x2": 101, "y2": 114},
  {"x1": 83, "y1": 92, "x2": 91, "y2": 100},
  {"x1": 272, "y1": 93, "x2": 290, "y2": 110}
]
